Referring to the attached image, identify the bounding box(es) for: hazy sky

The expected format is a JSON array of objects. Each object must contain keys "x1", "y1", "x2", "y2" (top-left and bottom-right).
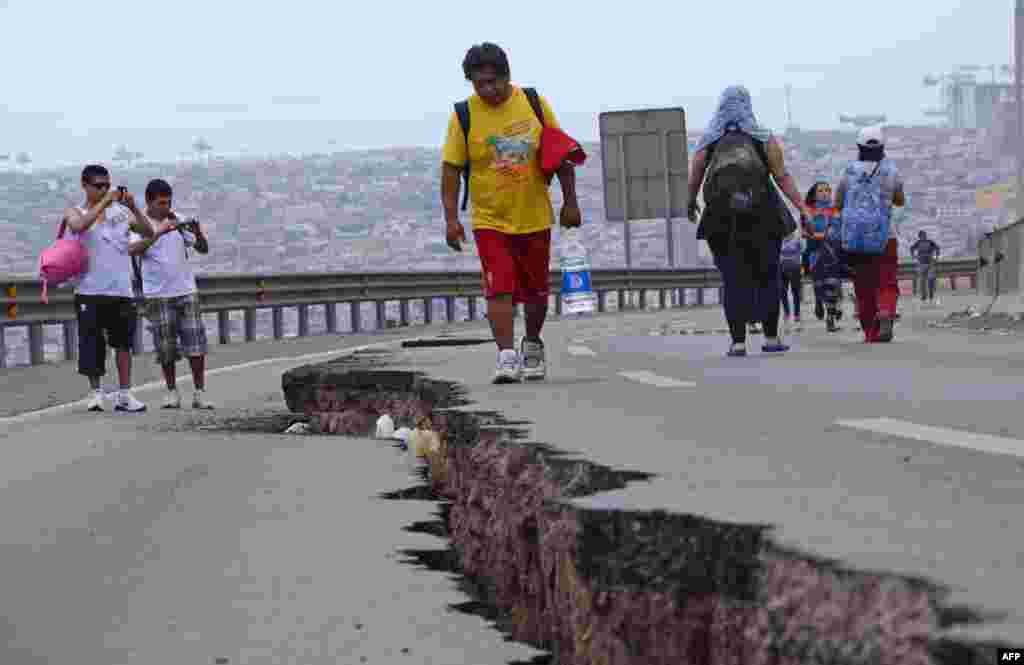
[{"x1": 0, "y1": 0, "x2": 1016, "y2": 167}]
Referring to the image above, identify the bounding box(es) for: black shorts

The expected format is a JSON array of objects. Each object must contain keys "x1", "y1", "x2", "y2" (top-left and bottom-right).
[{"x1": 75, "y1": 295, "x2": 138, "y2": 377}]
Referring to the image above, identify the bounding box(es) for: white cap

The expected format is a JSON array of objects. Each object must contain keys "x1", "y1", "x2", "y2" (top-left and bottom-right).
[{"x1": 857, "y1": 125, "x2": 884, "y2": 146}]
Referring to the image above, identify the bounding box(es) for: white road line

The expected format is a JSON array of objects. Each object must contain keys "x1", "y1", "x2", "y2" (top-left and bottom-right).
[
  {"x1": 835, "y1": 417, "x2": 1024, "y2": 459},
  {"x1": 567, "y1": 345, "x2": 597, "y2": 357},
  {"x1": 617, "y1": 371, "x2": 696, "y2": 389},
  {"x1": 0, "y1": 336, "x2": 428, "y2": 427}
]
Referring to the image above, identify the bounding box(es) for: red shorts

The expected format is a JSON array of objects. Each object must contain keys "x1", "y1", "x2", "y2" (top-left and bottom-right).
[{"x1": 473, "y1": 228, "x2": 551, "y2": 304}]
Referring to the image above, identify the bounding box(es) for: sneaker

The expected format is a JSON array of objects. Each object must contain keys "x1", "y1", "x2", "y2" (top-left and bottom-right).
[
  {"x1": 726, "y1": 344, "x2": 747, "y2": 358},
  {"x1": 876, "y1": 319, "x2": 894, "y2": 343},
  {"x1": 192, "y1": 389, "x2": 215, "y2": 410},
  {"x1": 87, "y1": 390, "x2": 105, "y2": 412},
  {"x1": 162, "y1": 389, "x2": 182, "y2": 409},
  {"x1": 748, "y1": 323, "x2": 762, "y2": 334},
  {"x1": 518, "y1": 336, "x2": 547, "y2": 381},
  {"x1": 762, "y1": 340, "x2": 790, "y2": 353},
  {"x1": 114, "y1": 391, "x2": 147, "y2": 413},
  {"x1": 492, "y1": 349, "x2": 521, "y2": 384},
  {"x1": 814, "y1": 302, "x2": 825, "y2": 320},
  {"x1": 826, "y1": 310, "x2": 840, "y2": 333}
]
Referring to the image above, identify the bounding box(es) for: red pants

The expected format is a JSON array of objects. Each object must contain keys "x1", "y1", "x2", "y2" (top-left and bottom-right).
[
  {"x1": 473, "y1": 228, "x2": 551, "y2": 305},
  {"x1": 849, "y1": 238, "x2": 899, "y2": 339}
]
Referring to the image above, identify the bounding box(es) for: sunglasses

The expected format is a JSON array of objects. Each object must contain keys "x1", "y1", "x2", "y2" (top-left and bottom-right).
[{"x1": 88, "y1": 181, "x2": 111, "y2": 190}]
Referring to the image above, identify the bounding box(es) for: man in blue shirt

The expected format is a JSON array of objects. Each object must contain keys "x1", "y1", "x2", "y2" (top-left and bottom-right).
[{"x1": 909, "y1": 231, "x2": 940, "y2": 302}]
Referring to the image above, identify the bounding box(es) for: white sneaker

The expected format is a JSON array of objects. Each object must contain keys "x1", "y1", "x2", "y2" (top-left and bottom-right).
[
  {"x1": 87, "y1": 390, "x2": 105, "y2": 412},
  {"x1": 518, "y1": 336, "x2": 547, "y2": 381},
  {"x1": 492, "y1": 349, "x2": 521, "y2": 384},
  {"x1": 162, "y1": 389, "x2": 182, "y2": 409},
  {"x1": 114, "y1": 391, "x2": 147, "y2": 413},
  {"x1": 192, "y1": 390, "x2": 215, "y2": 410}
]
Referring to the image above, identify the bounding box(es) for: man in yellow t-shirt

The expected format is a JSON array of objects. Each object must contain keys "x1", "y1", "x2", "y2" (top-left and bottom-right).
[{"x1": 441, "y1": 42, "x2": 582, "y2": 385}]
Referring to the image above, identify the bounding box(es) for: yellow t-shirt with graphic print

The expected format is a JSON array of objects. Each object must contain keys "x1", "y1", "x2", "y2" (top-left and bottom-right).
[{"x1": 442, "y1": 86, "x2": 560, "y2": 235}]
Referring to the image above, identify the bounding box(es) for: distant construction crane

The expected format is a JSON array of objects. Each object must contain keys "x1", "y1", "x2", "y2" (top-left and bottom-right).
[
  {"x1": 922, "y1": 65, "x2": 1015, "y2": 129},
  {"x1": 784, "y1": 84, "x2": 795, "y2": 132}
]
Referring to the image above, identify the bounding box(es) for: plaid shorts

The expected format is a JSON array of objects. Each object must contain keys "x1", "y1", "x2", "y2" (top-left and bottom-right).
[{"x1": 144, "y1": 293, "x2": 207, "y2": 364}]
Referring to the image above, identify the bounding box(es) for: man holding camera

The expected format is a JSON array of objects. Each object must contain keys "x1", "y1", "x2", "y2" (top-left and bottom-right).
[
  {"x1": 128, "y1": 178, "x2": 214, "y2": 409},
  {"x1": 66, "y1": 164, "x2": 155, "y2": 413}
]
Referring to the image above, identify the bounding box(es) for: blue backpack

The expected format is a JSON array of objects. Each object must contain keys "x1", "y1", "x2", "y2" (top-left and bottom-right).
[{"x1": 839, "y1": 160, "x2": 895, "y2": 254}]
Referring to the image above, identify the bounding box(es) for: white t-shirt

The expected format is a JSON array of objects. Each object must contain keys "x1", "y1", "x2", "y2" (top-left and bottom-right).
[
  {"x1": 73, "y1": 205, "x2": 136, "y2": 298},
  {"x1": 129, "y1": 213, "x2": 198, "y2": 298}
]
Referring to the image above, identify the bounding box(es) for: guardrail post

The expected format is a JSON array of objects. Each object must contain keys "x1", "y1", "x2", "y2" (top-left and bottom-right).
[
  {"x1": 597, "y1": 290, "x2": 607, "y2": 313},
  {"x1": 133, "y1": 317, "x2": 144, "y2": 355},
  {"x1": 718, "y1": 286, "x2": 725, "y2": 305},
  {"x1": 376, "y1": 301, "x2": 387, "y2": 329},
  {"x1": 950, "y1": 276, "x2": 957, "y2": 291},
  {"x1": 217, "y1": 311, "x2": 231, "y2": 344},
  {"x1": 63, "y1": 320, "x2": 77, "y2": 361},
  {"x1": 696, "y1": 288, "x2": 705, "y2": 306},
  {"x1": 679, "y1": 288, "x2": 687, "y2": 307},
  {"x1": 325, "y1": 303, "x2": 338, "y2": 334},
  {"x1": 0, "y1": 326, "x2": 6, "y2": 369},
  {"x1": 272, "y1": 307, "x2": 284, "y2": 340},
  {"x1": 970, "y1": 272, "x2": 977, "y2": 291},
  {"x1": 659, "y1": 289, "x2": 667, "y2": 309},
  {"x1": 244, "y1": 309, "x2": 257, "y2": 342},
  {"x1": 617, "y1": 289, "x2": 627, "y2": 311},
  {"x1": 350, "y1": 302, "x2": 361, "y2": 333},
  {"x1": 444, "y1": 296, "x2": 456, "y2": 323},
  {"x1": 399, "y1": 299, "x2": 410, "y2": 326},
  {"x1": 554, "y1": 293, "x2": 563, "y2": 317},
  {"x1": 297, "y1": 305, "x2": 310, "y2": 338},
  {"x1": 467, "y1": 296, "x2": 477, "y2": 321},
  {"x1": 423, "y1": 298, "x2": 433, "y2": 325},
  {"x1": 29, "y1": 323, "x2": 45, "y2": 366}
]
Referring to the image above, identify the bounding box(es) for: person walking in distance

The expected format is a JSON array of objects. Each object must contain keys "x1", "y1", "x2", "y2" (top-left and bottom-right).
[
  {"x1": 834, "y1": 126, "x2": 905, "y2": 343},
  {"x1": 910, "y1": 230, "x2": 940, "y2": 303},
  {"x1": 65, "y1": 164, "x2": 155, "y2": 412},
  {"x1": 687, "y1": 85, "x2": 810, "y2": 357},
  {"x1": 441, "y1": 42, "x2": 582, "y2": 383},
  {"x1": 779, "y1": 229, "x2": 805, "y2": 329},
  {"x1": 129, "y1": 179, "x2": 214, "y2": 409}
]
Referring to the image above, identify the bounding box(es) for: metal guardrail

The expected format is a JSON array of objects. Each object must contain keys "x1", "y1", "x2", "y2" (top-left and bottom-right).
[
  {"x1": 978, "y1": 218, "x2": 1024, "y2": 297},
  {"x1": 1, "y1": 260, "x2": 980, "y2": 368}
]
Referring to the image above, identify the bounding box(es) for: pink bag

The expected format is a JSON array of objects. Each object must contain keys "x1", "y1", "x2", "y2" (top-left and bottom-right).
[{"x1": 38, "y1": 219, "x2": 88, "y2": 304}]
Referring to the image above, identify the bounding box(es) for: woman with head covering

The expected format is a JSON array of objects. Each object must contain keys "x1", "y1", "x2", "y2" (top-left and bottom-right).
[
  {"x1": 687, "y1": 85, "x2": 810, "y2": 357},
  {"x1": 834, "y1": 126, "x2": 905, "y2": 343}
]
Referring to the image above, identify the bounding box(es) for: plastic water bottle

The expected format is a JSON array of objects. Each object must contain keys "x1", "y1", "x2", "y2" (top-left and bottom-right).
[{"x1": 559, "y1": 229, "x2": 596, "y2": 315}]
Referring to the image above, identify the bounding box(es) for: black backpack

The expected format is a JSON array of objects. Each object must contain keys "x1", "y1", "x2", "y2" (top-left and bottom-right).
[
  {"x1": 454, "y1": 87, "x2": 546, "y2": 211},
  {"x1": 702, "y1": 125, "x2": 772, "y2": 217}
]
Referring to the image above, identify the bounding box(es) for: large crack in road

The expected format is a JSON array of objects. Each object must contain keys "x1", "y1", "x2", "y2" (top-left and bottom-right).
[{"x1": 178, "y1": 345, "x2": 1020, "y2": 664}]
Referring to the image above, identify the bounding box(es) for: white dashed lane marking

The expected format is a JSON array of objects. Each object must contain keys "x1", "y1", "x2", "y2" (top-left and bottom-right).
[
  {"x1": 835, "y1": 418, "x2": 1024, "y2": 459},
  {"x1": 567, "y1": 345, "x2": 598, "y2": 357},
  {"x1": 617, "y1": 371, "x2": 696, "y2": 389}
]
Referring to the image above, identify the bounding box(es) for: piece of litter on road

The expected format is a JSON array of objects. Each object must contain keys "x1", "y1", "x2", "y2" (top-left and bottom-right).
[
  {"x1": 567, "y1": 345, "x2": 597, "y2": 357},
  {"x1": 284, "y1": 422, "x2": 310, "y2": 435},
  {"x1": 617, "y1": 371, "x2": 696, "y2": 389},
  {"x1": 375, "y1": 414, "x2": 395, "y2": 438}
]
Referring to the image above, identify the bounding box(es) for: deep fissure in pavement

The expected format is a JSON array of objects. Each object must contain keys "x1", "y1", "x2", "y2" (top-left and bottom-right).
[{"x1": 276, "y1": 359, "x2": 1019, "y2": 665}]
